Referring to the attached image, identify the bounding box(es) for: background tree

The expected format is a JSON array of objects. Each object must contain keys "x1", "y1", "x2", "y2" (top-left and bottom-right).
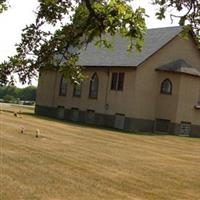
[
  {"x1": 0, "y1": 85, "x2": 37, "y2": 101},
  {"x1": 0, "y1": 0, "x2": 199, "y2": 86},
  {"x1": 18, "y1": 86, "x2": 37, "y2": 101},
  {"x1": 3, "y1": 95, "x2": 16, "y2": 103},
  {"x1": 0, "y1": 85, "x2": 19, "y2": 99}
]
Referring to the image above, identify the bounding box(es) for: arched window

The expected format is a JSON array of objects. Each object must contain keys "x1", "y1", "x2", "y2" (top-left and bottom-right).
[
  {"x1": 89, "y1": 73, "x2": 98, "y2": 98},
  {"x1": 160, "y1": 79, "x2": 172, "y2": 95},
  {"x1": 59, "y1": 75, "x2": 67, "y2": 96},
  {"x1": 73, "y1": 83, "x2": 82, "y2": 97}
]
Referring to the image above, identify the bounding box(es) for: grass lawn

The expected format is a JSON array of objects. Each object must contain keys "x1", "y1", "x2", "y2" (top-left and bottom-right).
[{"x1": 1, "y1": 103, "x2": 200, "y2": 200}]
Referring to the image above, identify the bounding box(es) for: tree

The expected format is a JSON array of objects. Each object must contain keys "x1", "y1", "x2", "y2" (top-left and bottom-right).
[
  {"x1": 0, "y1": 0, "x2": 7, "y2": 13},
  {"x1": 153, "y1": 0, "x2": 200, "y2": 36},
  {"x1": 0, "y1": 85, "x2": 37, "y2": 101},
  {"x1": 0, "y1": 0, "x2": 199, "y2": 86},
  {"x1": 3, "y1": 95, "x2": 16, "y2": 103},
  {"x1": 18, "y1": 86, "x2": 36, "y2": 101}
]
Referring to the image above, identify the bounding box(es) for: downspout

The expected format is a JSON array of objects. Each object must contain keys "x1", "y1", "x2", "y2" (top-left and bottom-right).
[
  {"x1": 35, "y1": 71, "x2": 41, "y2": 106},
  {"x1": 52, "y1": 70, "x2": 58, "y2": 107},
  {"x1": 104, "y1": 67, "x2": 110, "y2": 113}
]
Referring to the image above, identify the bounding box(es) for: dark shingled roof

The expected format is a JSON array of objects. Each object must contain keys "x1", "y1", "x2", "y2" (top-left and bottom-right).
[
  {"x1": 156, "y1": 59, "x2": 200, "y2": 77},
  {"x1": 77, "y1": 26, "x2": 183, "y2": 67}
]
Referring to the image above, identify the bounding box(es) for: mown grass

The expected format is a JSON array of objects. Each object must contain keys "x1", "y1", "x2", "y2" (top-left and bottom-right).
[{"x1": 0, "y1": 104, "x2": 200, "y2": 200}]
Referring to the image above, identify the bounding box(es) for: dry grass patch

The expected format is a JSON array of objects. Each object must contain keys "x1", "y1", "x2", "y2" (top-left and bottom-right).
[{"x1": 0, "y1": 104, "x2": 200, "y2": 200}]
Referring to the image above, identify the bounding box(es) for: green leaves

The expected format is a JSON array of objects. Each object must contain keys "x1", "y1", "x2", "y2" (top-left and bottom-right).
[
  {"x1": 0, "y1": 0, "x2": 7, "y2": 13},
  {"x1": 37, "y1": 0, "x2": 73, "y2": 24},
  {"x1": 152, "y1": 0, "x2": 200, "y2": 38},
  {"x1": 0, "y1": 0, "x2": 149, "y2": 85},
  {"x1": 1, "y1": 0, "x2": 199, "y2": 86},
  {"x1": 155, "y1": 7, "x2": 166, "y2": 20}
]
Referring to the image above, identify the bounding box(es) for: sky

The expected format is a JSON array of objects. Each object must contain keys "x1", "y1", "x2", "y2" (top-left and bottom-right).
[{"x1": 0, "y1": 0, "x2": 179, "y2": 87}]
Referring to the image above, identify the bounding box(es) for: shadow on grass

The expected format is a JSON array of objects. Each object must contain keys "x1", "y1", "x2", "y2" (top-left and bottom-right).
[
  {"x1": 3, "y1": 109, "x2": 199, "y2": 138},
  {"x1": 1, "y1": 109, "x2": 33, "y2": 115},
  {"x1": 20, "y1": 112, "x2": 181, "y2": 137}
]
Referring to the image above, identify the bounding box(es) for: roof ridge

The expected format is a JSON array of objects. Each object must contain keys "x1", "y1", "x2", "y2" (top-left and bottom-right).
[{"x1": 147, "y1": 26, "x2": 182, "y2": 31}]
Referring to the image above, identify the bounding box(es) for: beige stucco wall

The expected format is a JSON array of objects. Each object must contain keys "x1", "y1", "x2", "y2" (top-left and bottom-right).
[
  {"x1": 37, "y1": 67, "x2": 137, "y2": 117},
  {"x1": 104, "y1": 68, "x2": 137, "y2": 116},
  {"x1": 155, "y1": 72, "x2": 181, "y2": 122},
  {"x1": 36, "y1": 34, "x2": 200, "y2": 126},
  {"x1": 36, "y1": 69, "x2": 57, "y2": 107},
  {"x1": 176, "y1": 75, "x2": 200, "y2": 125},
  {"x1": 53, "y1": 67, "x2": 109, "y2": 113},
  {"x1": 132, "y1": 34, "x2": 200, "y2": 124}
]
